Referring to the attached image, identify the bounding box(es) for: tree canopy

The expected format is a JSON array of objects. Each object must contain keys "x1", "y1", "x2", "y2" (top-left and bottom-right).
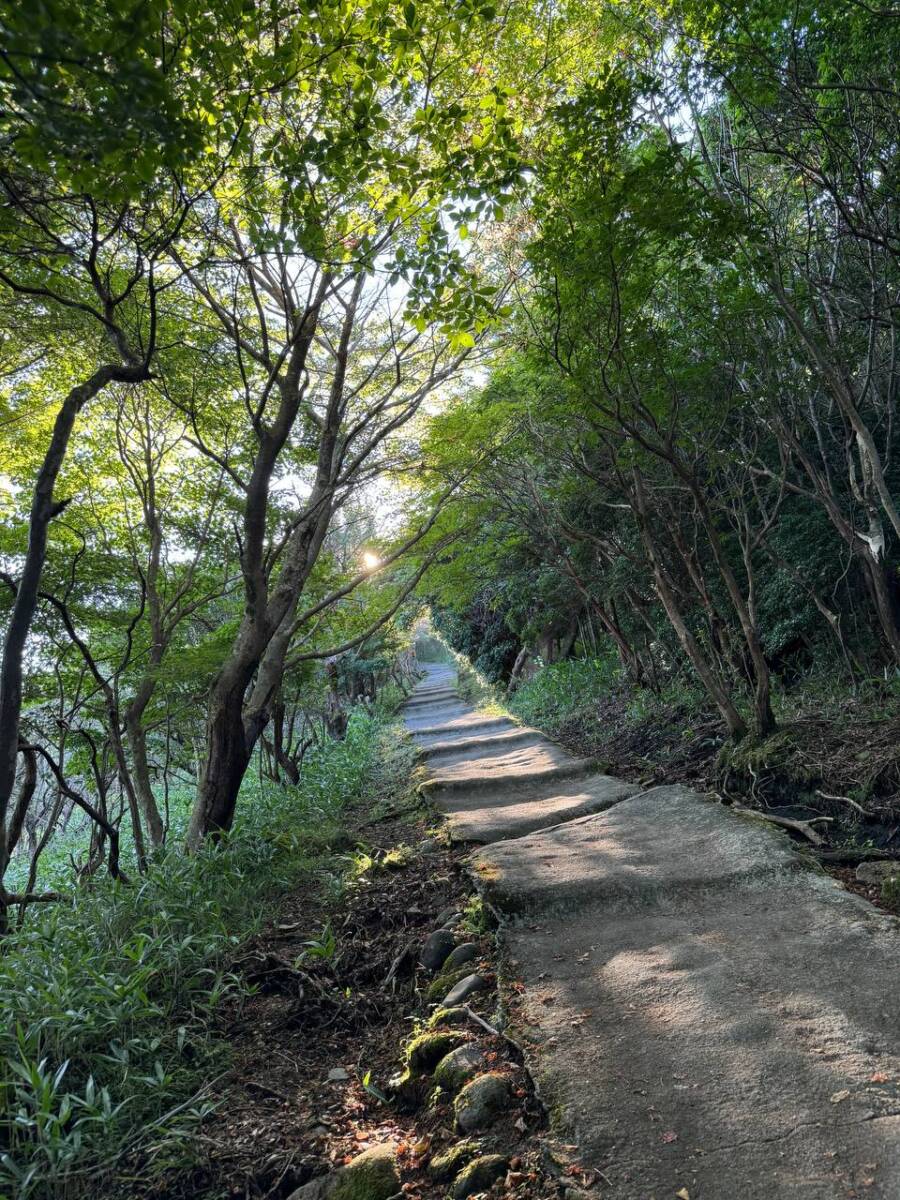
[{"x1": 0, "y1": 1, "x2": 897, "y2": 1190}]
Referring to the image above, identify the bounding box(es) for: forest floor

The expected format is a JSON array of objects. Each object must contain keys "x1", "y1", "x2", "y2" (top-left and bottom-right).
[{"x1": 138, "y1": 765, "x2": 563, "y2": 1200}]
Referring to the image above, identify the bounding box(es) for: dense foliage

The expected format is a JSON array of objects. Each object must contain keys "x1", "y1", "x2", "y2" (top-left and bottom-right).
[
  {"x1": 0, "y1": 702, "x2": 410, "y2": 1198},
  {"x1": 424, "y1": 0, "x2": 900, "y2": 742},
  {"x1": 1, "y1": 0, "x2": 898, "y2": 1193}
]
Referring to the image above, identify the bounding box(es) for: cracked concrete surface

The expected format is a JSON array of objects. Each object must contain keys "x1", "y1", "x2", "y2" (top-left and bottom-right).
[{"x1": 405, "y1": 666, "x2": 900, "y2": 1198}]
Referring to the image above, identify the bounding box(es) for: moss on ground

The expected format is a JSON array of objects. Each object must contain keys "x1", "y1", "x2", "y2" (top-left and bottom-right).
[
  {"x1": 426, "y1": 966, "x2": 473, "y2": 1002},
  {"x1": 406, "y1": 1029, "x2": 469, "y2": 1074}
]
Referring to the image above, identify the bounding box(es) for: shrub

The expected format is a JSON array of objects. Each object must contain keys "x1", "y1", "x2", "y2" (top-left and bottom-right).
[{"x1": 509, "y1": 655, "x2": 621, "y2": 733}]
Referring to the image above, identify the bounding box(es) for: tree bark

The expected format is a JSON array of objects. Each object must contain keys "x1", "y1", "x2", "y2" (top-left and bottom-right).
[{"x1": 0, "y1": 364, "x2": 143, "y2": 916}]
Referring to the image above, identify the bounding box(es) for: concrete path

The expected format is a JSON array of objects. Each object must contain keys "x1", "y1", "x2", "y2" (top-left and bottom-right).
[
  {"x1": 404, "y1": 667, "x2": 900, "y2": 1199},
  {"x1": 406, "y1": 665, "x2": 636, "y2": 843}
]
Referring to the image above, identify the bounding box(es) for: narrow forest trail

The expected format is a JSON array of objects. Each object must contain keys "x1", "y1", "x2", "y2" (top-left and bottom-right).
[{"x1": 405, "y1": 666, "x2": 900, "y2": 1200}]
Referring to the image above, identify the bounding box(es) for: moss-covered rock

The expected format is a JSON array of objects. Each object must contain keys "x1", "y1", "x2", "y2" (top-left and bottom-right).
[
  {"x1": 451, "y1": 1154, "x2": 509, "y2": 1198},
  {"x1": 427, "y1": 1139, "x2": 481, "y2": 1182},
  {"x1": 442, "y1": 973, "x2": 489, "y2": 1007},
  {"x1": 406, "y1": 1029, "x2": 469, "y2": 1075},
  {"x1": 427, "y1": 1006, "x2": 470, "y2": 1030},
  {"x1": 386, "y1": 1067, "x2": 429, "y2": 1111},
  {"x1": 426, "y1": 966, "x2": 472, "y2": 1002},
  {"x1": 422, "y1": 927, "x2": 457, "y2": 971},
  {"x1": 332, "y1": 1145, "x2": 399, "y2": 1200},
  {"x1": 454, "y1": 1073, "x2": 510, "y2": 1133},
  {"x1": 287, "y1": 1143, "x2": 399, "y2": 1200},
  {"x1": 433, "y1": 1044, "x2": 484, "y2": 1092},
  {"x1": 443, "y1": 941, "x2": 479, "y2": 971}
]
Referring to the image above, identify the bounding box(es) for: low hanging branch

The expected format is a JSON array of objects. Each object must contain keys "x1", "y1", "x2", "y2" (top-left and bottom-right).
[
  {"x1": 22, "y1": 744, "x2": 128, "y2": 884},
  {"x1": 287, "y1": 531, "x2": 463, "y2": 667}
]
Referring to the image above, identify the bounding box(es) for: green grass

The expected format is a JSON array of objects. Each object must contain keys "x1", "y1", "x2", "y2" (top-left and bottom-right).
[
  {"x1": 508, "y1": 655, "x2": 622, "y2": 732},
  {"x1": 0, "y1": 700, "x2": 414, "y2": 1200}
]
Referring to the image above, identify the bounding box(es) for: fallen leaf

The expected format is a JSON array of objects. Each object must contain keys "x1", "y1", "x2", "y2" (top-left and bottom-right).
[
  {"x1": 676, "y1": 1189, "x2": 690, "y2": 1199},
  {"x1": 870, "y1": 1072, "x2": 889, "y2": 1083}
]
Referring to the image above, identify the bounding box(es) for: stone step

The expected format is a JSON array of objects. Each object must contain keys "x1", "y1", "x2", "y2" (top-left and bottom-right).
[
  {"x1": 413, "y1": 716, "x2": 520, "y2": 745},
  {"x1": 472, "y1": 785, "x2": 806, "y2": 914},
  {"x1": 440, "y1": 774, "x2": 638, "y2": 843},
  {"x1": 421, "y1": 754, "x2": 602, "y2": 800},
  {"x1": 418, "y1": 727, "x2": 543, "y2": 758},
  {"x1": 404, "y1": 691, "x2": 460, "y2": 709}
]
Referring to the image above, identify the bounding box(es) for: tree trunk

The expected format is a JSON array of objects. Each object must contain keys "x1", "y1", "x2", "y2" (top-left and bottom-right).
[
  {"x1": 631, "y1": 472, "x2": 748, "y2": 738},
  {"x1": 860, "y1": 549, "x2": 900, "y2": 664},
  {"x1": 124, "y1": 713, "x2": 166, "y2": 849},
  {"x1": 678, "y1": 476, "x2": 776, "y2": 737},
  {"x1": 0, "y1": 365, "x2": 126, "y2": 925},
  {"x1": 187, "y1": 661, "x2": 257, "y2": 848}
]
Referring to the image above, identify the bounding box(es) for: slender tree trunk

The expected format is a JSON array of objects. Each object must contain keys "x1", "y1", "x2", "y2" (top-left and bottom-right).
[
  {"x1": 0, "y1": 365, "x2": 126, "y2": 927},
  {"x1": 124, "y1": 712, "x2": 165, "y2": 848},
  {"x1": 631, "y1": 472, "x2": 747, "y2": 738},
  {"x1": 677, "y1": 476, "x2": 776, "y2": 736}
]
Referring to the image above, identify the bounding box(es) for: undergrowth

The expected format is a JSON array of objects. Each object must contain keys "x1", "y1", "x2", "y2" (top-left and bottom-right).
[
  {"x1": 509, "y1": 657, "x2": 900, "y2": 828},
  {"x1": 508, "y1": 655, "x2": 622, "y2": 733},
  {"x1": 0, "y1": 700, "x2": 414, "y2": 1200}
]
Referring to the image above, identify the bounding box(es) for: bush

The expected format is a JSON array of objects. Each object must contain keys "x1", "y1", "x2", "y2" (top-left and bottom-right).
[{"x1": 509, "y1": 655, "x2": 621, "y2": 733}]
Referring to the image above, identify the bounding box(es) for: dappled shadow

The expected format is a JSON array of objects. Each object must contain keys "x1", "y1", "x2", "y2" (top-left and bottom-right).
[
  {"x1": 405, "y1": 668, "x2": 900, "y2": 1196},
  {"x1": 474, "y1": 787, "x2": 802, "y2": 913},
  {"x1": 504, "y1": 874, "x2": 900, "y2": 1198}
]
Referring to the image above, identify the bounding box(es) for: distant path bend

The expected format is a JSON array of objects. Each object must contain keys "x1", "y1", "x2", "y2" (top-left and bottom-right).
[{"x1": 405, "y1": 665, "x2": 900, "y2": 1200}]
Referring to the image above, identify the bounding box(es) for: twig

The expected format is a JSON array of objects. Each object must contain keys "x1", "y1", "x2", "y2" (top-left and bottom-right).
[
  {"x1": 384, "y1": 940, "x2": 416, "y2": 988},
  {"x1": 733, "y1": 806, "x2": 830, "y2": 846},
  {"x1": 461, "y1": 1006, "x2": 502, "y2": 1037},
  {"x1": 815, "y1": 789, "x2": 874, "y2": 818}
]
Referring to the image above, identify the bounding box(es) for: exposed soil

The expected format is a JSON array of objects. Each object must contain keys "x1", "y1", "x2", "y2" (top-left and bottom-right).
[
  {"x1": 137, "y1": 797, "x2": 565, "y2": 1200},
  {"x1": 546, "y1": 687, "x2": 899, "y2": 809}
]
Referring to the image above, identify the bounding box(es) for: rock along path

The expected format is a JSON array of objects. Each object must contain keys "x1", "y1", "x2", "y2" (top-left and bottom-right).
[{"x1": 405, "y1": 666, "x2": 900, "y2": 1199}]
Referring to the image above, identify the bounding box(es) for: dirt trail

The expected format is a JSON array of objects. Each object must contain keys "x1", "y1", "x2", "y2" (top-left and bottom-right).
[{"x1": 406, "y1": 667, "x2": 900, "y2": 1200}]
